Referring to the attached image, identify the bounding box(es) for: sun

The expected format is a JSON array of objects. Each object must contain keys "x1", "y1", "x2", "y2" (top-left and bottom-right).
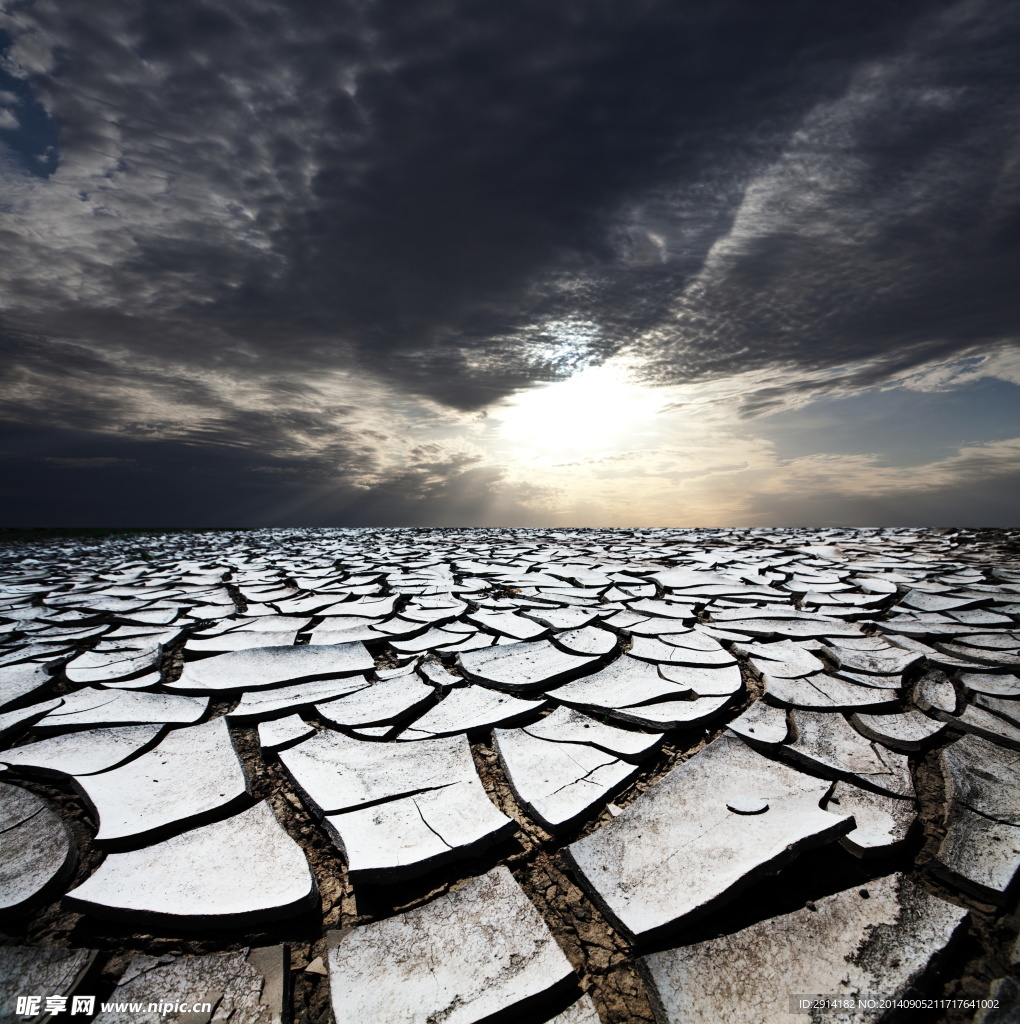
[{"x1": 491, "y1": 361, "x2": 667, "y2": 459}]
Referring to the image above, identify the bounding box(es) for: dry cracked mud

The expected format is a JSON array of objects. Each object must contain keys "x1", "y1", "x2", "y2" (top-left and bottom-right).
[{"x1": 1, "y1": 526, "x2": 1019, "y2": 1024}]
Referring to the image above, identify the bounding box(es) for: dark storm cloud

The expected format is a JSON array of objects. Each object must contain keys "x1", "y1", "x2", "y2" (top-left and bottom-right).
[
  {"x1": 2, "y1": 0, "x2": 980, "y2": 401},
  {"x1": 1, "y1": 0, "x2": 1018, "y2": 522},
  {"x1": 628, "y1": 1, "x2": 1020, "y2": 409},
  {"x1": 0, "y1": 418, "x2": 547, "y2": 528}
]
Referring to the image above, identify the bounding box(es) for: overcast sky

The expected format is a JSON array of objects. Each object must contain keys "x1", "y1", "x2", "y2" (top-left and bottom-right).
[{"x1": 1, "y1": 0, "x2": 1018, "y2": 527}]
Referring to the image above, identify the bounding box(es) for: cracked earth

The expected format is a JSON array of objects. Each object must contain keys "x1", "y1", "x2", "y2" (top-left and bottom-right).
[{"x1": 1, "y1": 527, "x2": 1019, "y2": 1024}]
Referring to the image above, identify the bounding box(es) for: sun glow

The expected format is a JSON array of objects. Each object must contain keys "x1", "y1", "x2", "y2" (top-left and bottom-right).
[{"x1": 491, "y1": 362, "x2": 669, "y2": 459}]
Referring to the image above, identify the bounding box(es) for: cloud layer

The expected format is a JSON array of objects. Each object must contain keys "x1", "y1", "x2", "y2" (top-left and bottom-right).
[{"x1": 1, "y1": 0, "x2": 1018, "y2": 523}]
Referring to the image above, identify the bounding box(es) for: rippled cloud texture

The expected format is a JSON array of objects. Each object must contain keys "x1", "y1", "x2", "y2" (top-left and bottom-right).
[{"x1": 1, "y1": 0, "x2": 1018, "y2": 525}]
